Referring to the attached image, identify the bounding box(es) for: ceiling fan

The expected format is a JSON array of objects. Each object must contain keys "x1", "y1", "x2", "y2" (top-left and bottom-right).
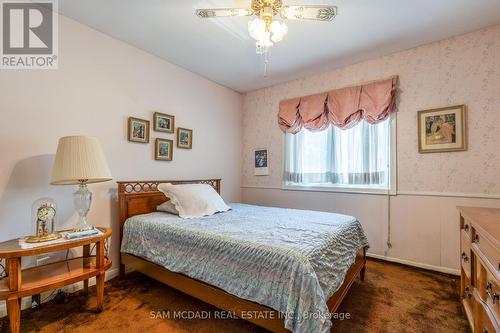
[{"x1": 195, "y1": 0, "x2": 337, "y2": 55}]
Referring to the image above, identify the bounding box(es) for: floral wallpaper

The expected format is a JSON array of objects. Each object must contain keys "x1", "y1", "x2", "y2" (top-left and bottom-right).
[{"x1": 242, "y1": 25, "x2": 500, "y2": 195}]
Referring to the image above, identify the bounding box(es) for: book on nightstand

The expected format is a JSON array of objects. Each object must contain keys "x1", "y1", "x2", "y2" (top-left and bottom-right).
[{"x1": 65, "y1": 228, "x2": 102, "y2": 240}]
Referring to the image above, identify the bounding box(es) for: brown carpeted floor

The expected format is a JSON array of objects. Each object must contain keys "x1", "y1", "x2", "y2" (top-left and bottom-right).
[{"x1": 0, "y1": 259, "x2": 469, "y2": 333}]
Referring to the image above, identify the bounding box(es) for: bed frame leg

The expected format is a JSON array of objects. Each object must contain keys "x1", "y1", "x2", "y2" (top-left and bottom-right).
[
  {"x1": 120, "y1": 263, "x2": 126, "y2": 279},
  {"x1": 360, "y1": 247, "x2": 367, "y2": 281}
]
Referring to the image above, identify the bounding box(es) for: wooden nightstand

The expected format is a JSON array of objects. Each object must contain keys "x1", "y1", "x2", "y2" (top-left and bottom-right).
[{"x1": 0, "y1": 227, "x2": 112, "y2": 333}]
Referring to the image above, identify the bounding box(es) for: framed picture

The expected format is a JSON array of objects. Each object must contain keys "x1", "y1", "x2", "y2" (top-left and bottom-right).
[
  {"x1": 254, "y1": 148, "x2": 269, "y2": 176},
  {"x1": 128, "y1": 117, "x2": 150, "y2": 143},
  {"x1": 177, "y1": 128, "x2": 193, "y2": 149},
  {"x1": 155, "y1": 138, "x2": 173, "y2": 161},
  {"x1": 153, "y1": 112, "x2": 175, "y2": 133},
  {"x1": 418, "y1": 105, "x2": 467, "y2": 153}
]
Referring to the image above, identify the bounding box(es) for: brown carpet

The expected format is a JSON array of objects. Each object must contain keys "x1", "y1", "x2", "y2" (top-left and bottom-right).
[{"x1": 0, "y1": 259, "x2": 469, "y2": 333}]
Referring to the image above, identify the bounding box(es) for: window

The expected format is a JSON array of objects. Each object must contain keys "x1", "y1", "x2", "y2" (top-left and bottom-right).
[{"x1": 283, "y1": 116, "x2": 395, "y2": 193}]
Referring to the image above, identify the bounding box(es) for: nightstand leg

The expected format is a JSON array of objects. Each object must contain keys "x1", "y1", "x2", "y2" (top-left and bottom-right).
[
  {"x1": 83, "y1": 244, "x2": 90, "y2": 294},
  {"x1": 360, "y1": 247, "x2": 367, "y2": 282},
  {"x1": 6, "y1": 257, "x2": 21, "y2": 333},
  {"x1": 96, "y1": 272, "x2": 105, "y2": 312},
  {"x1": 84, "y1": 279, "x2": 89, "y2": 294},
  {"x1": 7, "y1": 297, "x2": 20, "y2": 333},
  {"x1": 96, "y1": 241, "x2": 105, "y2": 312}
]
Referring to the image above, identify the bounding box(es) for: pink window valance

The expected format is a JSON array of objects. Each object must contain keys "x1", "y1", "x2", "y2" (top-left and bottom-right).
[{"x1": 278, "y1": 76, "x2": 398, "y2": 134}]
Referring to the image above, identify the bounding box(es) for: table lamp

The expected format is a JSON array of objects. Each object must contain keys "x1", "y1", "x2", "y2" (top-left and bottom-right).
[{"x1": 51, "y1": 136, "x2": 112, "y2": 232}]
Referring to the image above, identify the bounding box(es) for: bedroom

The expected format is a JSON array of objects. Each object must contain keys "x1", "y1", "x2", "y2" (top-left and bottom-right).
[{"x1": 0, "y1": 0, "x2": 499, "y2": 332}]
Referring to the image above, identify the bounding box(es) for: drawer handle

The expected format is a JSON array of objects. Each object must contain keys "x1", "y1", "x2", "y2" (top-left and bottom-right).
[
  {"x1": 461, "y1": 252, "x2": 469, "y2": 263},
  {"x1": 483, "y1": 329, "x2": 488, "y2": 333},
  {"x1": 486, "y1": 281, "x2": 500, "y2": 304},
  {"x1": 475, "y1": 234, "x2": 480, "y2": 243},
  {"x1": 464, "y1": 224, "x2": 469, "y2": 232},
  {"x1": 465, "y1": 286, "x2": 472, "y2": 299}
]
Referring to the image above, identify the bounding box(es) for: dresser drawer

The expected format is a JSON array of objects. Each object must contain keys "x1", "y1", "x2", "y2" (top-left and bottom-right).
[
  {"x1": 474, "y1": 294, "x2": 500, "y2": 333},
  {"x1": 474, "y1": 231, "x2": 500, "y2": 274},
  {"x1": 462, "y1": 273, "x2": 475, "y2": 328},
  {"x1": 477, "y1": 256, "x2": 500, "y2": 324},
  {"x1": 463, "y1": 218, "x2": 473, "y2": 238},
  {"x1": 462, "y1": 273, "x2": 474, "y2": 299},
  {"x1": 459, "y1": 207, "x2": 500, "y2": 333},
  {"x1": 462, "y1": 230, "x2": 473, "y2": 279}
]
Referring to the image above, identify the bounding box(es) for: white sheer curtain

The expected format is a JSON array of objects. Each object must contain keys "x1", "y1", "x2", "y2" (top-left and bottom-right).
[{"x1": 284, "y1": 119, "x2": 391, "y2": 188}]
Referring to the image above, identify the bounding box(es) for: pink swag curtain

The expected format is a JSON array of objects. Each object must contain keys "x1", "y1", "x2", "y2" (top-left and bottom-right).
[{"x1": 278, "y1": 76, "x2": 398, "y2": 134}]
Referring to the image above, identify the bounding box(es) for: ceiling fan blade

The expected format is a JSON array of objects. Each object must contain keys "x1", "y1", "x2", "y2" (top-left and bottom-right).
[
  {"x1": 195, "y1": 8, "x2": 253, "y2": 18},
  {"x1": 281, "y1": 5, "x2": 337, "y2": 21}
]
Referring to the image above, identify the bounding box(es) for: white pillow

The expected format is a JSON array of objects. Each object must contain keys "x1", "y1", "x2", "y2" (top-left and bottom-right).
[
  {"x1": 157, "y1": 200, "x2": 179, "y2": 215},
  {"x1": 157, "y1": 183, "x2": 230, "y2": 219}
]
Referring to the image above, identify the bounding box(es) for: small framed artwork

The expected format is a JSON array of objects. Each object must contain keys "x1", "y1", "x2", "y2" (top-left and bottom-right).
[
  {"x1": 128, "y1": 117, "x2": 150, "y2": 143},
  {"x1": 418, "y1": 105, "x2": 467, "y2": 153},
  {"x1": 155, "y1": 138, "x2": 173, "y2": 161},
  {"x1": 254, "y1": 148, "x2": 269, "y2": 176},
  {"x1": 153, "y1": 112, "x2": 175, "y2": 133},
  {"x1": 177, "y1": 128, "x2": 193, "y2": 149}
]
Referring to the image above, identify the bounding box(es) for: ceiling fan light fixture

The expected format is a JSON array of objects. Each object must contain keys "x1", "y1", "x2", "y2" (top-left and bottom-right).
[
  {"x1": 270, "y1": 20, "x2": 288, "y2": 43},
  {"x1": 248, "y1": 17, "x2": 267, "y2": 41},
  {"x1": 196, "y1": 1, "x2": 337, "y2": 72},
  {"x1": 249, "y1": 17, "x2": 287, "y2": 53}
]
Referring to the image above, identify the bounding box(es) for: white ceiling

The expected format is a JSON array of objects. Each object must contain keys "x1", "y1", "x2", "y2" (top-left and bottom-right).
[{"x1": 58, "y1": 0, "x2": 500, "y2": 92}]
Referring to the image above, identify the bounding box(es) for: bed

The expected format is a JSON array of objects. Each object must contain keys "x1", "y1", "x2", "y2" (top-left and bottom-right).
[{"x1": 118, "y1": 179, "x2": 368, "y2": 333}]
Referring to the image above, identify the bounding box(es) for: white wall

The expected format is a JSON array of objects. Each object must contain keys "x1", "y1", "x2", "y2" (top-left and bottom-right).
[
  {"x1": 0, "y1": 12, "x2": 242, "y2": 309},
  {"x1": 241, "y1": 25, "x2": 500, "y2": 274}
]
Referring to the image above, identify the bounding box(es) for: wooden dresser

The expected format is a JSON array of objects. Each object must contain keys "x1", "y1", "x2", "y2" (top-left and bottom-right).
[{"x1": 459, "y1": 206, "x2": 500, "y2": 333}]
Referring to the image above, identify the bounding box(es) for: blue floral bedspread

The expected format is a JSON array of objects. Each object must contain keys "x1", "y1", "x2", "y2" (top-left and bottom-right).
[{"x1": 121, "y1": 203, "x2": 369, "y2": 333}]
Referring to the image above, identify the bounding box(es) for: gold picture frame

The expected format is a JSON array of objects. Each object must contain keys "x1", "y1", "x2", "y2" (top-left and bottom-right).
[
  {"x1": 153, "y1": 112, "x2": 175, "y2": 133},
  {"x1": 128, "y1": 117, "x2": 150, "y2": 143},
  {"x1": 417, "y1": 104, "x2": 467, "y2": 153},
  {"x1": 155, "y1": 138, "x2": 173, "y2": 161},
  {"x1": 177, "y1": 127, "x2": 193, "y2": 149}
]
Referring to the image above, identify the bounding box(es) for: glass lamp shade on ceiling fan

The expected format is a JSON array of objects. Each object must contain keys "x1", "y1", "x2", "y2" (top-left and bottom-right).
[
  {"x1": 270, "y1": 20, "x2": 288, "y2": 42},
  {"x1": 248, "y1": 17, "x2": 288, "y2": 54}
]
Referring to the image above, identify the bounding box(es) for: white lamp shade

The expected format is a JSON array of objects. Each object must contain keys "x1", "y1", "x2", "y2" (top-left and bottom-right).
[{"x1": 51, "y1": 136, "x2": 112, "y2": 185}]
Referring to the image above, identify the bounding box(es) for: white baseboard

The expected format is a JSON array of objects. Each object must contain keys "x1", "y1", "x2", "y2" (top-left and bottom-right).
[
  {"x1": 0, "y1": 267, "x2": 119, "y2": 319},
  {"x1": 367, "y1": 252, "x2": 460, "y2": 276}
]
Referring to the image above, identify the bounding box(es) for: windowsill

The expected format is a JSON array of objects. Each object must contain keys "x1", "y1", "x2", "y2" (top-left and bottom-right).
[{"x1": 282, "y1": 183, "x2": 396, "y2": 195}]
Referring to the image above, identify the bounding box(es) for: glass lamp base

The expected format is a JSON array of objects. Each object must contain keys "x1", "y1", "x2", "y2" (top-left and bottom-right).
[
  {"x1": 73, "y1": 183, "x2": 94, "y2": 232},
  {"x1": 73, "y1": 220, "x2": 95, "y2": 232}
]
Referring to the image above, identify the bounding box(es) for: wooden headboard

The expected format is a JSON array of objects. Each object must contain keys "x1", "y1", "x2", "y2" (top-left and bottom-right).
[
  {"x1": 117, "y1": 179, "x2": 221, "y2": 271},
  {"x1": 118, "y1": 178, "x2": 221, "y2": 233}
]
